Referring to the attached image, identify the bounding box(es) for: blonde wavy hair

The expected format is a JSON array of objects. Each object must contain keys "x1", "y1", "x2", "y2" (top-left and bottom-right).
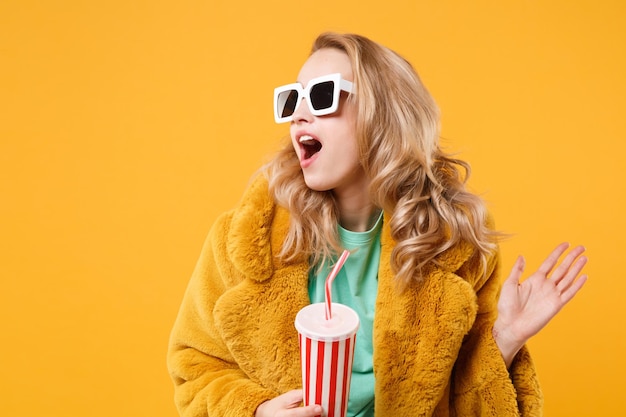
[{"x1": 265, "y1": 32, "x2": 498, "y2": 286}]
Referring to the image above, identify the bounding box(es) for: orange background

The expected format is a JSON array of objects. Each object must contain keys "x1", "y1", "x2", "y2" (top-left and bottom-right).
[{"x1": 1, "y1": 1, "x2": 624, "y2": 416}]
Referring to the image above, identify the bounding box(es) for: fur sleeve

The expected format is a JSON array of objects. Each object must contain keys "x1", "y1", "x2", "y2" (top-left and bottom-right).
[
  {"x1": 167, "y1": 212, "x2": 277, "y2": 417},
  {"x1": 450, "y1": 248, "x2": 543, "y2": 416}
]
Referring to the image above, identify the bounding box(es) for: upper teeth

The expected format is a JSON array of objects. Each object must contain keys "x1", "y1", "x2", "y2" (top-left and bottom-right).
[{"x1": 299, "y1": 135, "x2": 315, "y2": 143}]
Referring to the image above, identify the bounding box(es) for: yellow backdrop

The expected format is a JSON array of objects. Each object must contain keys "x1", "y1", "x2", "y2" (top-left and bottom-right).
[{"x1": 1, "y1": 1, "x2": 624, "y2": 416}]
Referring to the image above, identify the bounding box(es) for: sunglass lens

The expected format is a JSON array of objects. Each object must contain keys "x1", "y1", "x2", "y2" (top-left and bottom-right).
[
  {"x1": 309, "y1": 81, "x2": 335, "y2": 111},
  {"x1": 278, "y1": 89, "x2": 299, "y2": 118}
]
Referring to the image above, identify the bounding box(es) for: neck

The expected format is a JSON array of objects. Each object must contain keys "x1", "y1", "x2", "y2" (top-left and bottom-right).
[
  {"x1": 335, "y1": 190, "x2": 381, "y2": 232},
  {"x1": 339, "y1": 206, "x2": 381, "y2": 232},
  {"x1": 332, "y1": 169, "x2": 380, "y2": 232}
]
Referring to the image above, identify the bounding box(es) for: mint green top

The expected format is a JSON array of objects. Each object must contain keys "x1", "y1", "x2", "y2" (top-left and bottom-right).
[{"x1": 308, "y1": 213, "x2": 382, "y2": 417}]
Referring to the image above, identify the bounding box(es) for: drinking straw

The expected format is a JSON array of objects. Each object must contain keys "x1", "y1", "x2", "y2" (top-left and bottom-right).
[{"x1": 325, "y1": 249, "x2": 350, "y2": 320}]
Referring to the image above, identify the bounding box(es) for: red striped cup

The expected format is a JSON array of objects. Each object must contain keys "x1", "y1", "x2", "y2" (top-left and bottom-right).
[{"x1": 295, "y1": 303, "x2": 360, "y2": 417}]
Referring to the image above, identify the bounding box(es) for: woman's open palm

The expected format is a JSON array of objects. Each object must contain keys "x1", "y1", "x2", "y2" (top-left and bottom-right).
[{"x1": 496, "y1": 242, "x2": 588, "y2": 348}]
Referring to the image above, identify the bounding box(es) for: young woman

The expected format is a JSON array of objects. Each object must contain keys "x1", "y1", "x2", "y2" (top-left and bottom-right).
[{"x1": 167, "y1": 32, "x2": 587, "y2": 417}]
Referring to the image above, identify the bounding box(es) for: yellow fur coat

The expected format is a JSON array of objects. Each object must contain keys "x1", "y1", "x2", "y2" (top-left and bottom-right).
[{"x1": 167, "y1": 175, "x2": 543, "y2": 416}]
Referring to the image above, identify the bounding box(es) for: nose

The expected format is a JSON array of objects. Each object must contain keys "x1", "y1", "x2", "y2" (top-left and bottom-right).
[{"x1": 290, "y1": 97, "x2": 313, "y2": 123}]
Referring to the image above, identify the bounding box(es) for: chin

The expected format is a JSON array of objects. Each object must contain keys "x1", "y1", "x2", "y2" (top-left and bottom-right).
[{"x1": 303, "y1": 177, "x2": 332, "y2": 192}]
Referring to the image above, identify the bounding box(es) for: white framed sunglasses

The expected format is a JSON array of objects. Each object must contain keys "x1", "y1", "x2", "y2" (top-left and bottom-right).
[{"x1": 273, "y1": 73, "x2": 354, "y2": 123}]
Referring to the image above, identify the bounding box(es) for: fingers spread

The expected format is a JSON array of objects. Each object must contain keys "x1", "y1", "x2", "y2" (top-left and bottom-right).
[
  {"x1": 555, "y1": 253, "x2": 587, "y2": 288},
  {"x1": 550, "y1": 245, "x2": 586, "y2": 283},
  {"x1": 537, "y1": 242, "x2": 570, "y2": 276},
  {"x1": 560, "y1": 274, "x2": 588, "y2": 304}
]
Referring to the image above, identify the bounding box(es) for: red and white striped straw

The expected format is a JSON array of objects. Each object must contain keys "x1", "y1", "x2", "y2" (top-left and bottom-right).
[{"x1": 325, "y1": 250, "x2": 350, "y2": 320}]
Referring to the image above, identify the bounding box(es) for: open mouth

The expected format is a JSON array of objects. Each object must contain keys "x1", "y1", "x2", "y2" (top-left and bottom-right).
[{"x1": 299, "y1": 135, "x2": 322, "y2": 160}]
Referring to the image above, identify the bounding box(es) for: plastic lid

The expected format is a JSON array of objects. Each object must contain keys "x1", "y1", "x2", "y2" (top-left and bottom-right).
[{"x1": 294, "y1": 302, "x2": 360, "y2": 341}]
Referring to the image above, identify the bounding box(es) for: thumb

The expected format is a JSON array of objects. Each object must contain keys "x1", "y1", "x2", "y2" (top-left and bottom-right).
[{"x1": 503, "y1": 255, "x2": 525, "y2": 289}]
